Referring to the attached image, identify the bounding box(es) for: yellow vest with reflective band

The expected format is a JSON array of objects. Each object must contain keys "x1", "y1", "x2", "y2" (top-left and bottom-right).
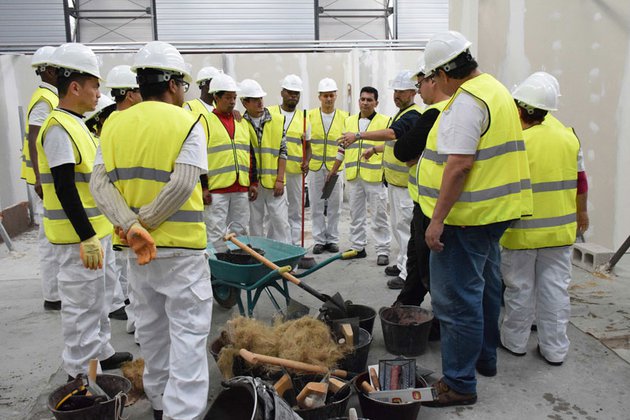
[
  {"x1": 21, "y1": 87, "x2": 58, "y2": 184},
  {"x1": 100, "y1": 101, "x2": 206, "y2": 249},
  {"x1": 500, "y1": 124, "x2": 579, "y2": 249},
  {"x1": 384, "y1": 104, "x2": 422, "y2": 187},
  {"x1": 408, "y1": 100, "x2": 449, "y2": 203},
  {"x1": 418, "y1": 73, "x2": 532, "y2": 226},
  {"x1": 248, "y1": 110, "x2": 285, "y2": 189},
  {"x1": 308, "y1": 108, "x2": 349, "y2": 172},
  {"x1": 183, "y1": 99, "x2": 212, "y2": 168},
  {"x1": 37, "y1": 110, "x2": 112, "y2": 244},
  {"x1": 269, "y1": 105, "x2": 307, "y2": 174},
  {"x1": 206, "y1": 112, "x2": 251, "y2": 190},
  {"x1": 343, "y1": 113, "x2": 391, "y2": 182}
]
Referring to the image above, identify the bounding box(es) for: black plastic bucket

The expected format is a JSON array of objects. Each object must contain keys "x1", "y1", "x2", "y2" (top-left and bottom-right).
[
  {"x1": 379, "y1": 306, "x2": 433, "y2": 357},
  {"x1": 345, "y1": 304, "x2": 377, "y2": 335},
  {"x1": 353, "y1": 371, "x2": 428, "y2": 420},
  {"x1": 48, "y1": 374, "x2": 131, "y2": 420},
  {"x1": 292, "y1": 374, "x2": 352, "y2": 420},
  {"x1": 338, "y1": 328, "x2": 372, "y2": 373}
]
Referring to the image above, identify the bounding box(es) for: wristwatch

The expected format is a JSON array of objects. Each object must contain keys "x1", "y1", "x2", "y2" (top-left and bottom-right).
[{"x1": 354, "y1": 132, "x2": 362, "y2": 140}]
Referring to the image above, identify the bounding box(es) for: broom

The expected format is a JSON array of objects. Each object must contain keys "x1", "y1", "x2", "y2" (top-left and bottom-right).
[{"x1": 298, "y1": 108, "x2": 316, "y2": 269}]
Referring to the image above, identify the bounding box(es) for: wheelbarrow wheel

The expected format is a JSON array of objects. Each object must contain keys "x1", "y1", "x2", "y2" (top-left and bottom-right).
[{"x1": 212, "y1": 280, "x2": 239, "y2": 309}]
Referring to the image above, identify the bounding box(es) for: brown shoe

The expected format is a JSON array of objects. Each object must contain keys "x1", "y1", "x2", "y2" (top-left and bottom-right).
[{"x1": 423, "y1": 378, "x2": 477, "y2": 407}]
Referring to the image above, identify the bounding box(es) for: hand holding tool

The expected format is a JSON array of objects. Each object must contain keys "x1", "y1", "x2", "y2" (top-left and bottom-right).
[
  {"x1": 127, "y1": 222, "x2": 157, "y2": 265},
  {"x1": 80, "y1": 235, "x2": 103, "y2": 270}
]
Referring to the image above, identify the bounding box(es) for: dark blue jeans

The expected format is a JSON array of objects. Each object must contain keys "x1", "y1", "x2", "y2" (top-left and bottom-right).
[{"x1": 430, "y1": 221, "x2": 511, "y2": 394}]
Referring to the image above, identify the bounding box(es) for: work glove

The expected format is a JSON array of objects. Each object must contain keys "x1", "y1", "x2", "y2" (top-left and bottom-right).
[
  {"x1": 126, "y1": 222, "x2": 157, "y2": 265},
  {"x1": 80, "y1": 235, "x2": 104, "y2": 270},
  {"x1": 114, "y1": 226, "x2": 128, "y2": 245}
]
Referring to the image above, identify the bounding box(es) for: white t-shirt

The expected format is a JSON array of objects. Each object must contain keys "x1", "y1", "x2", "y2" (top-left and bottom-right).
[
  {"x1": 437, "y1": 91, "x2": 489, "y2": 155},
  {"x1": 358, "y1": 117, "x2": 371, "y2": 133},
  {"x1": 42, "y1": 110, "x2": 88, "y2": 169},
  {"x1": 321, "y1": 111, "x2": 334, "y2": 134},
  {"x1": 280, "y1": 108, "x2": 311, "y2": 140},
  {"x1": 28, "y1": 83, "x2": 58, "y2": 126}
]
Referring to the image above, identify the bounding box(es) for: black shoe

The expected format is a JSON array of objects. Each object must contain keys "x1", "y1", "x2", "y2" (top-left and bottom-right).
[
  {"x1": 100, "y1": 352, "x2": 133, "y2": 370},
  {"x1": 377, "y1": 255, "x2": 389, "y2": 266},
  {"x1": 537, "y1": 345, "x2": 563, "y2": 366},
  {"x1": 313, "y1": 244, "x2": 325, "y2": 254},
  {"x1": 499, "y1": 340, "x2": 526, "y2": 357},
  {"x1": 67, "y1": 375, "x2": 75, "y2": 383},
  {"x1": 384, "y1": 265, "x2": 401, "y2": 276},
  {"x1": 531, "y1": 323, "x2": 538, "y2": 331},
  {"x1": 108, "y1": 306, "x2": 128, "y2": 320},
  {"x1": 475, "y1": 360, "x2": 497, "y2": 377},
  {"x1": 387, "y1": 276, "x2": 405, "y2": 290},
  {"x1": 153, "y1": 409, "x2": 163, "y2": 420},
  {"x1": 325, "y1": 243, "x2": 339, "y2": 253},
  {"x1": 44, "y1": 300, "x2": 62, "y2": 311},
  {"x1": 345, "y1": 248, "x2": 367, "y2": 259}
]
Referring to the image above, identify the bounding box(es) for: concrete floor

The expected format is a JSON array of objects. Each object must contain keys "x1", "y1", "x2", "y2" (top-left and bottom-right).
[{"x1": 2, "y1": 203, "x2": 630, "y2": 420}]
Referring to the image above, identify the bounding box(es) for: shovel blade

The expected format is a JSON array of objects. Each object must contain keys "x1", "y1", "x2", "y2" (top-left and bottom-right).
[{"x1": 283, "y1": 299, "x2": 311, "y2": 320}]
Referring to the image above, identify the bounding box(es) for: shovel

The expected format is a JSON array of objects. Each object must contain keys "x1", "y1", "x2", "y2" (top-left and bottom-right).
[{"x1": 224, "y1": 234, "x2": 348, "y2": 319}]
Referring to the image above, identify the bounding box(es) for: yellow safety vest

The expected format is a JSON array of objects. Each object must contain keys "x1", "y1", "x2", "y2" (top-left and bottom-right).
[
  {"x1": 269, "y1": 105, "x2": 308, "y2": 174},
  {"x1": 501, "y1": 124, "x2": 579, "y2": 249},
  {"x1": 21, "y1": 87, "x2": 58, "y2": 184},
  {"x1": 183, "y1": 99, "x2": 212, "y2": 168},
  {"x1": 206, "y1": 112, "x2": 251, "y2": 190},
  {"x1": 408, "y1": 100, "x2": 449, "y2": 203},
  {"x1": 248, "y1": 110, "x2": 286, "y2": 189},
  {"x1": 100, "y1": 101, "x2": 206, "y2": 249},
  {"x1": 384, "y1": 104, "x2": 422, "y2": 187},
  {"x1": 308, "y1": 108, "x2": 349, "y2": 172},
  {"x1": 343, "y1": 113, "x2": 391, "y2": 182},
  {"x1": 418, "y1": 73, "x2": 532, "y2": 226},
  {"x1": 37, "y1": 110, "x2": 112, "y2": 244}
]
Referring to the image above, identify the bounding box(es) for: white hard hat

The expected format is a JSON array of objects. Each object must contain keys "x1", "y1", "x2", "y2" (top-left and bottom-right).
[
  {"x1": 512, "y1": 73, "x2": 559, "y2": 112},
  {"x1": 196, "y1": 66, "x2": 222, "y2": 85},
  {"x1": 530, "y1": 71, "x2": 561, "y2": 97},
  {"x1": 209, "y1": 73, "x2": 240, "y2": 93},
  {"x1": 412, "y1": 57, "x2": 426, "y2": 79},
  {"x1": 318, "y1": 78, "x2": 338, "y2": 92},
  {"x1": 424, "y1": 31, "x2": 473, "y2": 76},
  {"x1": 389, "y1": 70, "x2": 417, "y2": 90},
  {"x1": 281, "y1": 74, "x2": 303, "y2": 92},
  {"x1": 239, "y1": 79, "x2": 267, "y2": 98},
  {"x1": 50, "y1": 43, "x2": 101, "y2": 79},
  {"x1": 131, "y1": 41, "x2": 192, "y2": 83},
  {"x1": 31, "y1": 46, "x2": 57, "y2": 68},
  {"x1": 105, "y1": 65, "x2": 138, "y2": 90},
  {"x1": 84, "y1": 94, "x2": 115, "y2": 120}
]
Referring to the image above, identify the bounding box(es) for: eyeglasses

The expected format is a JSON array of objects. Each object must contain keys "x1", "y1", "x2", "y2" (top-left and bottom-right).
[
  {"x1": 175, "y1": 79, "x2": 190, "y2": 93},
  {"x1": 415, "y1": 76, "x2": 433, "y2": 89}
]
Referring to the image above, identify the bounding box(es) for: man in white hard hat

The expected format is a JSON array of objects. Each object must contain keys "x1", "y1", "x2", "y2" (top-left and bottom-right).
[
  {"x1": 241, "y1": 79, "x2": 291, "y2": 243},
  {"x1": 106, "y1": 64, "x2": 142, "y2": 112},
  {"x1": 20, "y1": 46, "x2": 61, "y2": 311},
  {"x1": 269, "y1": 74, "x2": 311, "y2": 246},
  {"x1": 203, "y1": 73, "x2": 258, "y2": 246},
  {"x1": 328, "y1": 87, "x2": 391, "y2": 264},
  {"x1": 184, "y1": 66, "x2": 221, "y2": 116},
  {"x1": 84, "y1": 94, "x2": 116, "y2": 137},
  {"x1": 36, "y1": 43, "x2": 133, "y2": 381},
  {"x1": 307, "y1": 78, "x2": 348, "y2": 254},
  {"x1": 91, "y1": 41, "x2": 211, "y2": 420},
  {"x1": 340, "y1": 70, "x2": 422, "y2": 283},
  {"x1": 500, "y1": 72, "x2": 589, "y2": 367},
  {"x1": 417, "y1": 31, "x2": 531, "y2": 407}
]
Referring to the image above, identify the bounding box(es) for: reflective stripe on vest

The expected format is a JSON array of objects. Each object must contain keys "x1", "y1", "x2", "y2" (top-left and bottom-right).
[
  {"x1": 248, "y1": 111, "x2": 285, "y2": 189},
  {"x1": 21, "y1": 87, "x2": 58, "y2": 184},
  {"x1": 417, "y1": 73, "x2": 532, "y2": 226},
  {"x1": 100, "y1": 101, "x2": 206, "y2": 249},
  {"x1": 308, "y1": 108, "x2": 349, "y2": 172},
  {"x1": 37, "y1": 109, "x2": 112, "y2": 244},
  {"x1": 383, "y1": 103, "x2": 422, "y2": 187},
  {"x1": 206, "y1": 112, "x2": 251, "y2": 189},
  {"x1": 500, "y1": 123, "x2": 579, "y2": 249},
  {"x1": 343, "y1": 113, "x2": 391, "y2": 182},
  {"x1": 269, "y1": 105, "x2": 307, "y2": 174}
]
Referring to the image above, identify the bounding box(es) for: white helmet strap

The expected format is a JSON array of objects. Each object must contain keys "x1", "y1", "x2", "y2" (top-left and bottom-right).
[
  {"x1": 438, "y1": 50, "x2": 473, "y2": 74},
  {"x1": 517, "y1": 100, "x2": 536, "y2": 115}
]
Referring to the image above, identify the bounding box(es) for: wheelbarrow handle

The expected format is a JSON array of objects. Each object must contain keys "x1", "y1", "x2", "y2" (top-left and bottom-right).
[
  {"x1": 224, "y1": 233, "x2": 329, "y2": 304},
  {"x1": 239, "y1": 348, "x2": 348, "y2": 378}
]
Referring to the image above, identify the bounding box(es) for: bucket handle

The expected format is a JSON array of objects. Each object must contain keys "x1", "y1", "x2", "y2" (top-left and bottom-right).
[{"x1": 113, "y1": 392, "x2": 129, "y2": 420}]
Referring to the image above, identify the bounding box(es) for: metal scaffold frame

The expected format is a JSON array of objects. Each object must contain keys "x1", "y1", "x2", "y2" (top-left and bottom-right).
[{"x1": 315, "y1": 0, "x2": 396, "y2": 40}]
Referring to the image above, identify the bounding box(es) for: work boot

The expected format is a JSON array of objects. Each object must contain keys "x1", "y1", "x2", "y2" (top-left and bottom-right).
[
  {"x1": 384, "y1": 265, "x2": 401, "y2": 276},
  {"x1": 345, "y1": 248, "x2": 367, "y2": 259},
  {"x1": 153, "y1": 409, "x2": 163, "y2": 420},
  {"x1": 377, "y1": 255, "x2": 389, "y2": 266},
  {"x1": 313, "y1": 244, "x2": 325, "y2": 254},
  {"x1": 100, "y1": 352, "x2": 133, "y2": 370},
  {"x1": 325, "y1": 243, "x2": 339, "y2": 253},
  {"x1": 475, "y1": 360, "x2": 497, "y2": 377},
  {"x1": 423, "y1": 378, "x2": 477, "y2": 407},
  {"x1": 387, "y1": 276, "x2": 405, "y2": 290},
  {"x1": 109, "y1": 306, "x2": 128, "y2": 320},
  {"x1": 44, "y1": 300, "x2": 61, "y2": 311}
]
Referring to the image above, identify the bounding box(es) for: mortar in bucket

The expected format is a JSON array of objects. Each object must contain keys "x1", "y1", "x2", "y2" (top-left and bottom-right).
[
  {"x1": 353, "y1": 371, "x2": 428, "y2": 420},
  {"x1": 338, "y1": 327, "x2": 372, "y2": 373},
  {"x1": 379, "y1": 306, "x2": 433, "y2": 357},
  {"x1": 48, "y1": 374, "x2": 131, "y2": 420},
  {"x1": 290, "y1": 374, "x2": 353, "y2": 420},
  {"x1": 345, "y1": 304, "x2": 377, "y2": 335}
]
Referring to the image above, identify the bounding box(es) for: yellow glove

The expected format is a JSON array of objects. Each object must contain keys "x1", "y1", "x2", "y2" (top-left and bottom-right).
[
  {"x1": 127, "y1": 222, "x2": 157, "y2": 265},
  {"x1": 80, "y1": 235, "x2": 104, "y2": 270}
]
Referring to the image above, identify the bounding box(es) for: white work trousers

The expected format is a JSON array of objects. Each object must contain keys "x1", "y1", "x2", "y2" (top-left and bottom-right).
[
  {"x1": 55, "y1": 235, "x2": 116, "y2": 378},
  {"x1": 108, "y1": 254, "x2": 126, "y2": 312},
  {"x1": 500, "y1": 246, "x2": 572, "y2": 363},
  {"x1": 130, "y1": 253, "x2": 213, "y2": 419},
  {"x1": 347, "y1": 179, "x2": 391, "y2": 256},
  {"x1": 249, "y1": 186, "x2": 291, "y2": 243},
  {"x1": 286, "y1": 173, "x2": 305, "y2": 246},
  {"x1": 308, "y1": 168, "x2": 342, "y2": 246},
  {"x1": 388, "y1": 185, "x2": 413, "y2": 279},
  {"x1": 30, "y1": 186, "x2": 59, "y2": 301},
  {"x1": 206, "y1": 192, "x2": 250, "y2": 247}
]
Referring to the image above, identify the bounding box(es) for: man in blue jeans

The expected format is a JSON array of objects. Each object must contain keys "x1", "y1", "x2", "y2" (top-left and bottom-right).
[{"x1": 417, "y1": 31, "x2": 532, "y2": 406}]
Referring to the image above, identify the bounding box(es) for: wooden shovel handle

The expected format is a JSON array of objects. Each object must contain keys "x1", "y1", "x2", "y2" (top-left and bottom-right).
[
  {"x1": 239, "y1": 348, "x2": 348, "y2": 378},
  {"x1": 88, "y1": 359, "x2": 98, "y2": 383}
]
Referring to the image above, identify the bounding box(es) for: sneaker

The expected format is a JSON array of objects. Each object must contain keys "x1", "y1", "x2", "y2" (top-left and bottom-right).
[
  {"x1": 345, "y1": 248, "x2": 367, "y2": 259},
  {"x1": 44, "y1": 300, "x2": 61, "y2": 311},
  {"x1": 475, "y1": 360, "x2": 497, "y2": 377},
  {"x1": 108, "y1": 306, "x2": 128, "y2": 320},
  {"x1": 387, "y1": 276, "x2": 405, "y2": 290},
  {"x1": 423, "y1": 378, "x2": 477, "y2": 407},
  {"x1": 325, "y1": 243, "x2": 339, "y2": 253},
  {"x1": 377, "y1": 255, "x2": 389, "y2": 266},
  {"x1": 384, "y1": 265, "x2": 401, "y2": 276},
  {"x1": 100, "y1": 352, "x2": 133, "y2": 370},
  {"x1": 537, "y1": 345, "x2": 563, "y2": 366},
  {"x1": 499, "y1": 340, "x2": 526, "y2": 357},
  {"x1": 313, "y1": 244, "x2": 325, "y2": 254}
]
